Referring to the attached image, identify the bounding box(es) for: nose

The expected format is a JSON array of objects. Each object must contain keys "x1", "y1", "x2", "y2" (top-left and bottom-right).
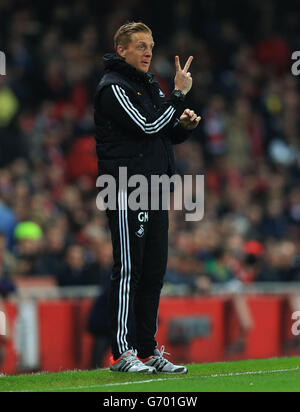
[{"x1": 144, "y1": 48, "x2": 152, "y2": 58}]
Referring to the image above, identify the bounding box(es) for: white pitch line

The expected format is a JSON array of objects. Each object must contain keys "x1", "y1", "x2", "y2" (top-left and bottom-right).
[
  {"x1": 201, "y1": 367, "x2": 300, "y2": 379},
  {"x1": 51, "y1": 377, "x2": 175, "y2": 392},
  {"x1": 8, "y1": 367, "x2": 300, "y2": 392},
  {"x1": 9, "y1": 377, "x2": 175, "y2": 392}
]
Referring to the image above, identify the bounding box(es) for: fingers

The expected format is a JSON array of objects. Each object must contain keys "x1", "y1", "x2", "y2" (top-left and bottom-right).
[
  {"x1": 180, "y1": 108, "x2": 201, "y2": 130},
  {"x1": 180, "y1": 114, "x2": 189, "y2": 121},
  {"x1": 183, "y1": 56, "x2": 193, "y2": 73},
  {"x1": 182, "y1": 109, "x2": 201, "y2": 122},
  {"x1": 174, "y1": 56, "x2": 193, "y2": 95},
  {"x1": 185, "y1": 109, "x2": 195, "y2": 118},
  {"x1": 175, "y1": 56, "x2": 181, "y2": 72},
  {"x1": 175, "y1": 55, "x2": 193, "y2": 73}
]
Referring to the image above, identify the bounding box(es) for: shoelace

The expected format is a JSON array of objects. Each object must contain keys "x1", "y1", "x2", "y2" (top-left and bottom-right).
[
  {"x1": 152, "y1": 346, "x2": 173, "y2": 368},
  {"x1": 157, "y1": 345, "x2": 171, "y2": 358}
]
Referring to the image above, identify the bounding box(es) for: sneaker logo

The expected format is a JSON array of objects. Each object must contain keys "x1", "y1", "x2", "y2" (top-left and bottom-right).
[{"x1": 135, "y1": 224, "x2": 144, "y2": 238}]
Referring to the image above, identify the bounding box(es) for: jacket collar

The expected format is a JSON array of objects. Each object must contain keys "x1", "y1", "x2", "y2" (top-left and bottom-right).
[{"x1": 103, "y1": 53, "x2": 154, "y2": 84}]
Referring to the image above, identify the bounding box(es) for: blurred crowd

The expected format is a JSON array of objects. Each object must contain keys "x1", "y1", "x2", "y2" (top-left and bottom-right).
[{"x1": 0, "y1": 0, "x2": 300, "y2": 301}]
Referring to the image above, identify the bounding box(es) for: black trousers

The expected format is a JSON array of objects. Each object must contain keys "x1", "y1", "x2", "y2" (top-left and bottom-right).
[{"x1": 106, "y1": 189, "x2": 168, "y2": 360}]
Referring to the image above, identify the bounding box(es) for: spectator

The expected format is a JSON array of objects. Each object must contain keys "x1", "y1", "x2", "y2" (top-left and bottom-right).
[
  {"x1": 56, "y1": 244, "x2": 86, "y2": 287},
  {"x1": 86, "y1": 241, "x2": 113, "y2": 368},
  {"x1": 14, "y1": 221, "x2": 44, "y2": 277},
  {"x1": 87, "y1": 279, "x2": 111, "y2": 369},
  {"x1": 0, "y1": 239, "x2": 16, "y2": 368},
  {"x1": 0, "y1": 232, "x2": 17, "y2": 277},
  {"x1": 204, "y1": 247, "x2": 254, "y2": 354},
  {"x1": 35, "y1": 226, "x2": 66, "y2": 277},
  {"x1": 0, "y1": 197, "x2": 17, "y2": 251}
]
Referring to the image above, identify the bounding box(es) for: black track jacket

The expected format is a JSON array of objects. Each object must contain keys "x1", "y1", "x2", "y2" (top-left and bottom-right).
[{"x1": 94, "y1": 53, "x2": 192, "y2": 182}]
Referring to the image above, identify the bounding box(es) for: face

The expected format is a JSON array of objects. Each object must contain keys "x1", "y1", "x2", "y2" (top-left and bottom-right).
[
  {"x1": 117, "y1": 32, "x2": 154, "y2": 73},
  {"x1": 67, "y1": 245, "x2": 84, "y2": 269}
]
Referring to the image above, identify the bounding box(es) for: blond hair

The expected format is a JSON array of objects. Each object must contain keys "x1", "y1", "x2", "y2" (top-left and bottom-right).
[{"x1": 114, "y1": 22, "x2": 152, "y2": 50}]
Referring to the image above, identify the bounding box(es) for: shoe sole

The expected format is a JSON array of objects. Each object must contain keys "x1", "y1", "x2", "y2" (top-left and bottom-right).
[
  {"x1": 109, "y1": 368, "x2": 156, "y2": 373},
  {"x1": 154, "y1": 370, "x2": 188, "y2": 374}
]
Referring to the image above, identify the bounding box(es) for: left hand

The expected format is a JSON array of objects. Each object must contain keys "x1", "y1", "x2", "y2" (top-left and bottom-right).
[{"x1": 180, "y1": 109, "x2": 201, "y2": 130}]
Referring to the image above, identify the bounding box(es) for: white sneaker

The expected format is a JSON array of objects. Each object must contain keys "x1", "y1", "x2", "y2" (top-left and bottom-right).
[
  {"x1": 141, "y1": 346, "x2": 188, "y2": 374},
  {"x1": 110, "y1": 349, "x2": 156, "y2": 373}
]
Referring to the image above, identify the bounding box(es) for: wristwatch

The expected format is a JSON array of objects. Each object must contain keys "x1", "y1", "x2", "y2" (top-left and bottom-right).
[{"x1": 172, "y1": 89, "x2": 186, "y2": 102}]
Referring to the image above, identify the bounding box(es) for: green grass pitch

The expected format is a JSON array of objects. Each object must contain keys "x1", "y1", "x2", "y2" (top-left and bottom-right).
[{"x1": 1, "y1": 357, "x2": 300, "y2": 392}]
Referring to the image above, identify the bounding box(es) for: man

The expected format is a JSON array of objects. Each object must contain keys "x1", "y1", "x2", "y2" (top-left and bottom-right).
[
  {"x1": 0, "y1": 233, "x2": 16, "y2": 366},
  {"x1": 94, "y1": 22, "x2": 200, "y2": 373}
]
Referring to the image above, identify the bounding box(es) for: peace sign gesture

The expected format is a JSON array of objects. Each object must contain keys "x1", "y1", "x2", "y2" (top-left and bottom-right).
[
  {"x1": 174, "y1": 55, "x2": 193, "y2": 95},
  {"x1": 175, "y1": 55, "x2": 193, "y2": 74}
]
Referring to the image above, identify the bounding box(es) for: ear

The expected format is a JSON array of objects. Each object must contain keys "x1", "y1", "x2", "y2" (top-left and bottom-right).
[{"x1": 116, "y1": 44, "x2": 126, "y2": 58}]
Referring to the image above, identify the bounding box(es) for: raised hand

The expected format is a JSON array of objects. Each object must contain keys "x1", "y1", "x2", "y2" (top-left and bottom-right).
[
  {"x1": 179, "y1": 108, "x2": 201, "y2": 130},
  {"x1": 174, "y1": 55, "x2": 193, "y2": 95}
]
